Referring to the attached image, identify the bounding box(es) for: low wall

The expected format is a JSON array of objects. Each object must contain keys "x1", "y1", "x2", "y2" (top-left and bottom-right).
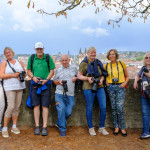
[{"x1": 17, "y1": 79, "x2": 142, "y2": 128}]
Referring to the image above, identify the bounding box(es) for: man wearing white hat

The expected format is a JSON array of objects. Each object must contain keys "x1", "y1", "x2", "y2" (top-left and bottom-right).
[{"x1": 27, "y1": 42, "x2": 55, "y2": 136}]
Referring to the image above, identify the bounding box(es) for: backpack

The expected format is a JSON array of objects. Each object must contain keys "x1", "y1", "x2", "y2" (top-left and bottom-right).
[{"x1": 31, "y1": 54, "x2": 50, "y2": 73}]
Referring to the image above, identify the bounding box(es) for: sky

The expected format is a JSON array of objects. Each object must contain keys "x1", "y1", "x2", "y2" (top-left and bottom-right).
[{"x1": 0, "y1": 0, "x2": 150, "y2": 55}]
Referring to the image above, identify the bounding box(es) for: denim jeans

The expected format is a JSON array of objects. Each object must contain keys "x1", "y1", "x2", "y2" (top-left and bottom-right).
[
  {"x1": 55, "y1": 93, "x2": 75, "y2": 131},
  {"x1": 141, "y1": 95, "x2": 150, "y2": 134},
  {"x1": 107, "y1": 84, "x2": 126, "y2": 129},
  {"x1": 84, "y1": 88, "x2": 106, "y2": 128}
]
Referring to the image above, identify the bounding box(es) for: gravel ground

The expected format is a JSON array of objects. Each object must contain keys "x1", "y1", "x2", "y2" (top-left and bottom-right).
[{"x1": 0, "y1": 126, "x2": 150, "y2": 150}]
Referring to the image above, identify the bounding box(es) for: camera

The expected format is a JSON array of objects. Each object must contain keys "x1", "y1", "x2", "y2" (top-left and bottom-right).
[
  {"x1": 91, "y1": 78, "x2": 100, "y2": 92},
  {"x1": 112, "y1": 78, "x2": 119, "y2": 83},
  {"x1": 142, "y1": 81, "x2": 150, "y2": 98},
  {"x1": 62, "y1": 80, "x2": 68, "y2": 93},
  {"x1": 37, "y1": 77, "x2": 43, "y2": 86},
  {"x1": 144, "y1": 85, "x2": 150, "y2": 98},
  {"x1": 19, "y1": 71, "x2": 26, "y2": 82},
  {"x1": 143, "y1": 67, "x2": 149, "y2": 73}
]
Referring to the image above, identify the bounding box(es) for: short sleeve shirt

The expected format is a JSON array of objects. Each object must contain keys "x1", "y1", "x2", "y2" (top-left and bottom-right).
[
  {"x1": 104, "y1": 61, "x2": 126, "y2": 83},
  {"x1": 79, "y1": 62, "x2": 103, "y2": 90},
  {"x1": 27, "y1": 54, "x2": 55, "y2": 79},
  {"x1": 53, "y1": 65, "x2": 78, "y2": 96}
]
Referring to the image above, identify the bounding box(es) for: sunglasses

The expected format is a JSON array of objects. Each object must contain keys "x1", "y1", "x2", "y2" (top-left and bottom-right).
[{"x1": 145, "y1": 57, "x2": 150, "y2": 59}]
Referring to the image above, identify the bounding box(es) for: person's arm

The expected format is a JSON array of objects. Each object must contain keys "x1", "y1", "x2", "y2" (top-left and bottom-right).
[
  {"x1": 98, "y1": 75, "x2": 104, "y2": 85},
  {"x1": 41, "y1": 69, "x2": 55, "y2": 85},
  {"x1": 133, "y1": 75, "x2": 140, "y2": 90},
  {"x1": 77, "y1": 72, "x2": 93, "y2": 84},
  {"x1": 27, "y1": 69, "x2": 39, "y2": 83},
  {"x1": 144, "y1": 71, "x2": 150, "y2": 77},
  {"x1": 53, "y1": 80, "x2": 63, "y2": 86},
  {"x1": 0, "y1": 61, "x2": 19, "y2": 79},
  {"x1": 120, "y1": 68, "x2": 129, "y2": 88}
]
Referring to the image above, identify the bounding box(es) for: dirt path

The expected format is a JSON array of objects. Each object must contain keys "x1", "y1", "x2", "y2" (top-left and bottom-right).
[{"x1": 0, "y1": 126, "x2": 149, "y2": 150}]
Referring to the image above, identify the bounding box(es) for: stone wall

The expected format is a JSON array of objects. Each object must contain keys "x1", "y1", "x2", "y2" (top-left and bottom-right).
[{"x1": 17, "y1": 79, "x2": 142, "y2": 128}]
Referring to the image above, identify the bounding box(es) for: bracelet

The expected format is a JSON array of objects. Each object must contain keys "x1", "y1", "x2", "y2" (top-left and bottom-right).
[{"x1": 46, "y1": 79, "x2": 49, "y2": 81}]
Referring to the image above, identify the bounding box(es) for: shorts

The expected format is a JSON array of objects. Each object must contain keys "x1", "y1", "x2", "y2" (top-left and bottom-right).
[{"x1": 31, "y1": 84, "x2": 51, "y2": 107}]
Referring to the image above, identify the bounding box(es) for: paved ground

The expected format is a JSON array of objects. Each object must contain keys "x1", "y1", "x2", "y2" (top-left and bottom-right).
[{"x1": 0, "y1": 126, "x2": 150, "y2": 150}]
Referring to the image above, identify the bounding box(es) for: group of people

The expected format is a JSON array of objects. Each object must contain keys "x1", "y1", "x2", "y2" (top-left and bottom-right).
[{"x1": 0, "y1": 42, "x2": 149, "y2": 139}]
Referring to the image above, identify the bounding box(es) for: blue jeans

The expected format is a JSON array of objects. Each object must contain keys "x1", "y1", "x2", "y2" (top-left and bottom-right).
[
  {"x1": 107, "y1": 84, "x2": 126, "y2": 129},
  {"x1": 141, "y1": 95, "x2": 150, "y2": 134},
  {"x1": 55, "y1": 93, "x2": 75, "y2": 131},
  {"x1": 84, "y1": 88, "x2": 106, "y2": 128}
]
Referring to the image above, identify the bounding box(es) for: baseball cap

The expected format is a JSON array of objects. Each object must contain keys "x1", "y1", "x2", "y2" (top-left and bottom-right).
[{"x1": 34, "y1": 42, "x2": 44, "y2": 49}]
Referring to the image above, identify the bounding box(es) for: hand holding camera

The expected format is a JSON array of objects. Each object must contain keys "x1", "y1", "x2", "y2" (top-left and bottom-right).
[
  {"x1": 91, "y1": 78, "x2": 100, "y2": 92},
  {"x1": 62, "y1": 80, "x2": 68, "y2": 93}
]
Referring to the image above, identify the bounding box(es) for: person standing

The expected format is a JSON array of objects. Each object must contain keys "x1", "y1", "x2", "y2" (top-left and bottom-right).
[
  {"x1": 104, "y1": 49, "x2": 129, "y2": 137},
  {"x1": 53, "y1": 55, "x2": 77, "y2": 137},
  {"x1": 78, "y1": 47, "x2": 109, "y2": 136},
  {"x1": 0, "y1": 58, "x2": 5, "y2": 132},
  {"x1": 27, "y1": 42, "x2": 55, "y2": 136},
  {"x1": 133, "y1": 53, "x2": 150, "y2": 139},
  {"x1": 0, "y1": 47, "x2": 26, "y2": 138}
]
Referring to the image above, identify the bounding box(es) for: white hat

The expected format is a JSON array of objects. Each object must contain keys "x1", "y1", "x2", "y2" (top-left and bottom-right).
[{"x1": 34, "y1": 42, "x2": 44, "y2": 49}]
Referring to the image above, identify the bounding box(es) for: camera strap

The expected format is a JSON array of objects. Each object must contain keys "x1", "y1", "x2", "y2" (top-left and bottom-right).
[
  {"x1": 7, "y1": 60, "x2": 16, "y2": 73},
  {"x1": 110, "y1": 62, "x2": 119, "y2": 81}
]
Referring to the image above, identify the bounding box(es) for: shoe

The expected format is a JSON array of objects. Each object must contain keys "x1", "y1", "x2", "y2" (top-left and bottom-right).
[
  {"x1": 11, "y1": 127, "x2": 20, "y2": 134},
  {"x1": 41, "y1": 127, "x2": 48, "y2": 136},
  {"x1": 34, "y1": 126, "x2": 40, "y2": 135},
  {"x1": 60, "y1": 131, "x2": 66, "y2": 137},
  {"x1": 121, "y1": 130, "x2": 127, "y2": 137},
  {"x1": 0, "y1": 127, "x2": 2, "y2": 132},
  {"x1": 98, "y1": 127, "x2": 109, "y2": 135},
  {"x1": 113, "y1": 128, "x2": 119, "y2": 135},
  {"x1": 55, "y1": 124, "x2": 59, "y2": 128},
  {"x1": 2, "y1": 130, "x2": 9, "y2": 138},
  {"x1": 140, "y1": 132, "x2": 150, "y2": 139},
  {"x1": 89, "y1": 128, "x2": 96, "y2": 136}
]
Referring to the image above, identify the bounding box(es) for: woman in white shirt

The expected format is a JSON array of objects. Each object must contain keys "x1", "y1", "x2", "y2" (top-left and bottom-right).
[{"x1": 0, "y1": 47, "x2": 26, "y2": 138}]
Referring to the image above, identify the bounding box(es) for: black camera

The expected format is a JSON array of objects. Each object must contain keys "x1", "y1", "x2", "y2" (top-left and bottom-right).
[
  {"x1": 19, "y1": 71, "x2": 26, "y2": 82},
  {"x1": 112, "y1": 78, "x2": 119, "y2": 83},
  {"x1": 62, "y1": 80, "x2": 68, "y2": 93},
  {"x1": 37, "y1": 77, "x2": 43, "y2": 86},
  {"x1": 144, "y1": 85, "x2": 150, "y2": 98},
  {"x1": 143, "y1": 67, "x2": 149, "y2": 73},
  {"x1": 91, "y1": 78, "x2": 100, "y2": 92}
]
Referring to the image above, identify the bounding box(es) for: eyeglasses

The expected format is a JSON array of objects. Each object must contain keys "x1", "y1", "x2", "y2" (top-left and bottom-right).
[
  {"x1": 145, "y1": 57, "x2": 150, "y2": 59},
  {"x1": 36, "y1": 48, "x2": 43, "y2": 51}
]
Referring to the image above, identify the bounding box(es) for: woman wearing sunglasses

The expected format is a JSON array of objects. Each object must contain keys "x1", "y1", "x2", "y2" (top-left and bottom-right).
[{"x1": 133, "y1": 53, "x2": 150, "y2": 139}]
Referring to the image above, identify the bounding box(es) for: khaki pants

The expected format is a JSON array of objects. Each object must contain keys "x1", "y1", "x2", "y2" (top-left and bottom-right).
[
  {"x1": 5, "y1": 90, "x2": 23, "y2": 117},
  {"x1": 0, "y1": 84, "x2": 5, "y2": 123}
]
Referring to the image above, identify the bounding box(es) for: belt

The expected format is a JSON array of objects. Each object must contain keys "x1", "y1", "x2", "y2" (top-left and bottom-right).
[{"x1": 110, "y1": 83, "x2": 122, "y2": 85}]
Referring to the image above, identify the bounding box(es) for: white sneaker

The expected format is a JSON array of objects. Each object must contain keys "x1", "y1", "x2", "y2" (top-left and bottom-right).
[
  {"x1": 11, "y1": 127, "x2": 20, "y2": 134},
  {"x1": 2, "y1": 130, "x2": 9, "y2": 138},
  {"x1": 89, "y1": 128, "x2": 96, "y2": 136},
  {"x1": 98, "y1": 127, "x2": 109, "y2": 135}
]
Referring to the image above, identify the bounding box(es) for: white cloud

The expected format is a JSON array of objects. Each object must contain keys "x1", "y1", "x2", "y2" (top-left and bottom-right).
[
  {"x1": 0, "y1": 16, "x2": 4, "y2": 20},
  {"x1": 72, "y1": 26, "x2": 109, "y2": 37}
]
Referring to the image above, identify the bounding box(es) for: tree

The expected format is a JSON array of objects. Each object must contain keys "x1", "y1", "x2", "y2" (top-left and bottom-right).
[{"x1": 8, "y1": 0, "x2": 150, "y2": 25}]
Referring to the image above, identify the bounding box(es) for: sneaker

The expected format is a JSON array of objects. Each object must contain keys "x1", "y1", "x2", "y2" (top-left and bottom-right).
[
  {"x1": 34, "y1": 126, "x2": 40, "y2": 135},
  {"x1": 140, "y1": 132, "x2": 150, "y2": 139},
  {"x1": 41, "y1": 127, "x2": 48, "y2": 136},
  {"x1": 0, "y1": 127, "x2": 2, "y2": 132},
  {"x1": 2, "y1": 130, "x2": 9, "y2": 138},
  {"x1": 60, "y1": 131, "x2": 66, "y2": 137},
  {"x1": 98, "y1": 127, "x2": 109, "y2": 135},
  {"x1": 11, "y1": 127, "x2": 20, "y2": 134},
  {"x1": 89, "y1": 128, "x2": 96, "y2": 136}
]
